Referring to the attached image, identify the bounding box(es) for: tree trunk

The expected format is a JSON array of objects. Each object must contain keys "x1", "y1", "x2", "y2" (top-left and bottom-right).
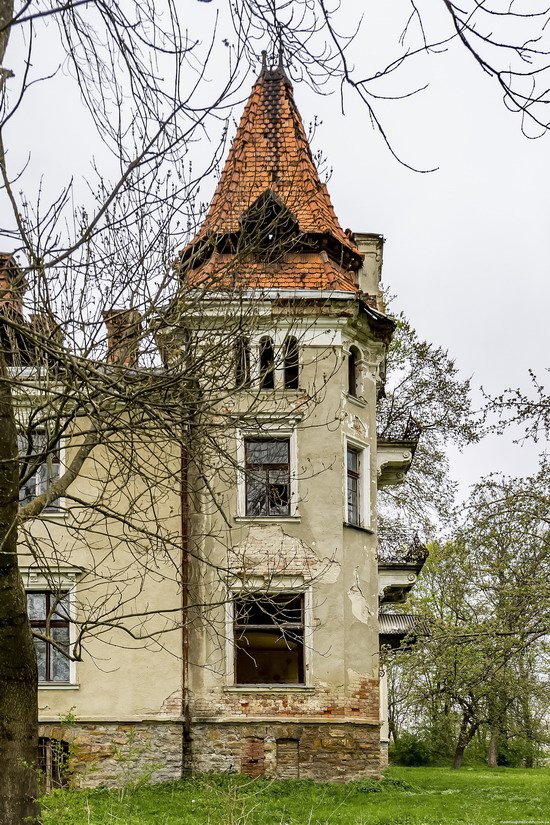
[
  {"x1": 487, "y1": 728, "x2": 498, "y2": 768},
  {"x1": 0, "y1": 354, "x2": 39, "y2": 825},
  {"x1": 452, "y1": 711, "x2": 478, "y2": 770}
]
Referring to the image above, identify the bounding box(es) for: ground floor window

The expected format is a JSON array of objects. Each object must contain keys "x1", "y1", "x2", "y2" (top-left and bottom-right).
[
  {"x1": 27, "y1": 591, "x2": 71, "y2": 683},
  {"x1": 233, "y1": 593, "x2": 305, "y2": 685},
  {"x1": 38, "y1": 737, "x2": 69, "y2": 791}
]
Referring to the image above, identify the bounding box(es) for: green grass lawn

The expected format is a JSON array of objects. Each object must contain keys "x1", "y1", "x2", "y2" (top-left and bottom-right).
[{"x1": 42, "y1": 767, "x2": 550, "y2": 825}]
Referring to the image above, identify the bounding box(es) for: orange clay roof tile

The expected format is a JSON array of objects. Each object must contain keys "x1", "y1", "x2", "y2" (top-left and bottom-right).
[{"x1": 181, "y1": 63, "x2": 361, "y2": 293}]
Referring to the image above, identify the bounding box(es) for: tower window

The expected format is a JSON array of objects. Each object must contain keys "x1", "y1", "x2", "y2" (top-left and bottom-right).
[
  {"x1": 259, "y1": 337, "x2": 275, "y2": 389},
  {"x1": 235, "y1": 336, "x2": 251, "y2": 387},
  {"x1": 245, "y1": 438, "x2": 290, "y2": 517},
  {"x1": 346, "y1": 446, "x2": 360, "y2": 525},
  {"x1": 283, "y1": 336, "x2": 299, "y2": 390},
  {"x1": 348, "y1": 346, "x2": 360, "y2": 397}
]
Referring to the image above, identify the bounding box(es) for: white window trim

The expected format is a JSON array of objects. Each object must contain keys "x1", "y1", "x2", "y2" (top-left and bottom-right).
[
  {"x1": 225, "y1": 576, "x2": 312, "y2": 688},
  {"x1": 16, "y1": 413, "x2": 67, "y2": 516},
  {"x1": 22, "y1": 567, "x2": 80, "y2": 687},
  {"x1": 235, "y1": 424, "x2": 299, "y2": 519},
  {"x1": 343, "y1": 434, "x2": 371, "y2": 529}
]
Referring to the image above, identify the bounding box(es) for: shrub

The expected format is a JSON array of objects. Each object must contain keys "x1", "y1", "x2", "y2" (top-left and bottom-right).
[{"x1": 389, "y1": 733, "x2": 433, "y2": 766}]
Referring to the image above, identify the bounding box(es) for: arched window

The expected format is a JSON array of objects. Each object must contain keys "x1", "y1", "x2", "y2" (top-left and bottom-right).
[
  {"x1": 259, "y1": 337, "x2": 275, "y2": 389},
  {"x1": 283, "y1": 336, "x2": 299, "y2": 390},
  {"x1": 348, "y1": 346, "x2": 360, "y2": 397},
  {"x1": 235, "y1": 336, "x2": 251, "y2": 388}
]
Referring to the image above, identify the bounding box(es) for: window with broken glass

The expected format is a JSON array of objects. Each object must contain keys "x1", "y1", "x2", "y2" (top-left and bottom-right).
[
  {"x1": 18, "y1": 432, "x2": 61, "y2": 510},
  {"x1": 27, "y1": 591, "x2": 71, "y2": 683},
  {"x1": 245, "y1": 438, "x2": 290, "y2": 517},
  {"x1": 234, "y1": 594, "x2": 305, "y2": 685}
]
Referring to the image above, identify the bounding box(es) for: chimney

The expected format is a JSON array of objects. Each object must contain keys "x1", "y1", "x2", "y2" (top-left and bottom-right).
[
  {"x1": 103, "y1": 308, "x2": 142, "y2": 367},
  {"x1": 0, "y1": 253, "x2": 27, "y2": 316},
  {"x1": 353, "y1": 234, "x2": 386, "y2": 312}
]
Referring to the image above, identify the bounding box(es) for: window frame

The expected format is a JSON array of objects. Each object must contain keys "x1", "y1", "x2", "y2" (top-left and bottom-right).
[
  {"x1": 18, "y1": 429, "x2": 63, "y2": 513},
  {"x1": 225, "y1": 579, "x2": 312, "y2": 688},
  {"x1": 23, "y1": 569, "x2": 79, "y2": 687},
  {"x1": 236, "y1": 426, "x2": 299, "y2": 520},
  {"x1": 343, "y1": 435, "x2": 371, "y2": 529}
]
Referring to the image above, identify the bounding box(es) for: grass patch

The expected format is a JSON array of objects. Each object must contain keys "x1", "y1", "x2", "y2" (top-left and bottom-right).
[{"x1": 41, "y1": 766, "x2": 550, "y2": 824}]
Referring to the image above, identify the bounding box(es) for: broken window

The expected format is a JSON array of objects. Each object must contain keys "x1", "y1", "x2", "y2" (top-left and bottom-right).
[
  {"x1": 27, "y1": 591, "x2": 71, "y2": 683},
  {"x1": 234, "y1": 594, "x2": 305, "y2": 685},
  {"x1": 245, "y1": 438, "x2": 290, "y2": 517},
  {"x1": 283, "y1": 336, "x2": 299, "y2": 390},
  {"x1": 259, "y1": 337, "x2": 275, "y2": 389},
  {"x1": 38, "y1": 737, "x2": 69, "y2": 791},
  {"x1": 235, "y1": 336, "x2": 251, "y2": 387}
]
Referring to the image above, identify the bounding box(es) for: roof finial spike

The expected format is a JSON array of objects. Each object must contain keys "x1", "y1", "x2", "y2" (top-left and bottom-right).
[
  {"x1": 261, "y1": 50, "x2": 267, "y2": 72},
  {"x1": 278, "y1": 41, "x2": 284, "y2": 70}
]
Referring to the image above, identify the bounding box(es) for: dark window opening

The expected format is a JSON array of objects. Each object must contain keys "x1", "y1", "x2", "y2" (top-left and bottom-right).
[
  {"x1": 235, "y1": 336, "x2": 251, "y2": 388},
  {"x1": 245, "y1": 439, "x2": 290, "y2": 517},
  {"x1": 348, "y1": 346, "x2": 360, "y2": 397},
  {"x1": 259, "y1": 337, "x2": 275, "y2": 389},
  {"x1": 347, "y1": 446, "x2": 360, "y2": 525},
  {"x1": 28, "y1": 591, "x2": 70, "y2": 683},
  {"x1": 234, "y1": 594, "x2": 305, "y2": 685},
  {"x1": 283, "y1": 336, "x2": 299, "y2": 390},
  {"x1": 38, "y1": 737, "x2": 69, "y2": 791}
]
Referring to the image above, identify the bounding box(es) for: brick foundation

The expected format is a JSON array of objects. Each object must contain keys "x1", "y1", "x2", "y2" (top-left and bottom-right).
[
  {"x1": 38, "y1": 721, "x2": 183, "y2": 788},
  {"x1": 184, "y1": 720, "x2": 381, "y2": 781}
]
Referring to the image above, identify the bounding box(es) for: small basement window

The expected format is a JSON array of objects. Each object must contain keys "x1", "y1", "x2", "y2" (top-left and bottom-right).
[
  {"x1": 38, "y1": 737, "x2": 69, "y2": 791},
  {"x1": 234, "y1": 593, "x2": 305, "y2": 685}
]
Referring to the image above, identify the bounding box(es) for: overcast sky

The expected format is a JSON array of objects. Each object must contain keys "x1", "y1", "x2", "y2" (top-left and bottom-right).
[{"x1": 5, "y1": 1, "x2": 548, "y2": 502}]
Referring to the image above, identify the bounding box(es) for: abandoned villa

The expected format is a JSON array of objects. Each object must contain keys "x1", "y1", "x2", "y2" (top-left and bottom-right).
[{"x1": 6, "y1": 59, "x2": 427, "y2": 786}]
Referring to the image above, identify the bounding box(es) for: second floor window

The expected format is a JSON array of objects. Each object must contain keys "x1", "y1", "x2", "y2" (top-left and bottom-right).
[
  {"x1": 245, "y1": 438, "x2": 290, "y2": 517},
  {"x1": 347, "y1": 446, "x2": 360, "y2": 525},
  {"x1": 18, "y1": 432, "x2": 61, "y2": 509},
  {"x1": 27, "y1": 591, "x2": 71, "y2": 683},
  {"x1": 348, "y1": 346, "x2": 360, "y2": 397}
]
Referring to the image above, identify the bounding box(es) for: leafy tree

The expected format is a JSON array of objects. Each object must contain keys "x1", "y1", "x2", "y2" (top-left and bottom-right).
[
  {"x1": 386, "y1": 468, "x2": 550, "y2": 768},
  {"x1": 378, "y1": 311, "x2": 478, "y2": 535}
]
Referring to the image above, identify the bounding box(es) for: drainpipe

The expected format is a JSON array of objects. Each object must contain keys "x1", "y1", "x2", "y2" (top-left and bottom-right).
[{"x1": 181, "y1": 439, "x2": 191, "y2": 775}]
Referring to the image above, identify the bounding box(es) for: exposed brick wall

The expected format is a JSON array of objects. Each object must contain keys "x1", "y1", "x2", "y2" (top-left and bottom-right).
[
  {"x1": 192, "y1": 677, "x2": 380, "y2": 723},
  {"x1": 185, "y1": 720, "x2": 381, "y2": 782}
]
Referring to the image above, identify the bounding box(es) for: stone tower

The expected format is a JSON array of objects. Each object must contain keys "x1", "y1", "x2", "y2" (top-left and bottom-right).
[{"x1": 173, "y1": 57, "x2": 417, "y2": 781}]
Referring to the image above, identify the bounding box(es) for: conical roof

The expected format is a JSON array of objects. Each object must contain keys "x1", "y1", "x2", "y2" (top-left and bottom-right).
[{"x1": 180, "y1": 58, "x2": 362, "y2": 291}]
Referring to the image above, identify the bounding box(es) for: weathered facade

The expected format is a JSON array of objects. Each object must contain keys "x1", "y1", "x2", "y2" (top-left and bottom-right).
[{"x1": 13, "y1": 58, "x2": 422, "y2": 786}]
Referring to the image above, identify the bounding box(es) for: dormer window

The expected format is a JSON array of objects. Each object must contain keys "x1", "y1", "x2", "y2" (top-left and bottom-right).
[
  {"x1": 348, "y1": 346, "x2": 360, "y2": 397},
  {"x1": 238, "y1": 189, "x2": 298, "y2": 262},
  {"x1": 283, "y1": 336, "x2": 299, "y2": 390},
  {"x1": 259, "y1": 337, "x2": 275, "y2": 389}
]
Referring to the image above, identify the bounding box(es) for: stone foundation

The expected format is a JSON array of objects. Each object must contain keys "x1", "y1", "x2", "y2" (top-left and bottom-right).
[
  {"x1": 185, "y1": 720, "x2": 381, "y2": 782},
  {"x1": 39, "y1": 721, "x2": 183, "y2": 788}
]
